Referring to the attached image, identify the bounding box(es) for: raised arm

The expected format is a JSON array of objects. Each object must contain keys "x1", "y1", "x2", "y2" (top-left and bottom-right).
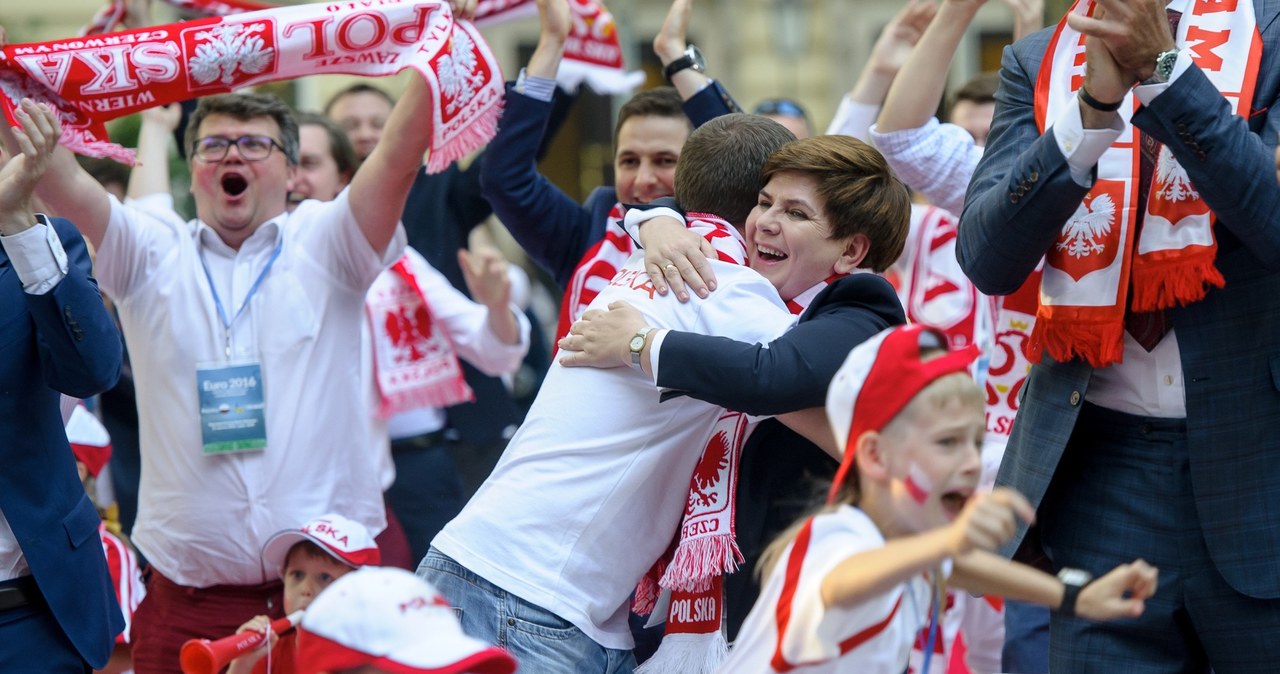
[
  {"x1": 877, "y1": 0, "x2": 988, "y2": 135},
  {"x1": 126, "y1": 103, "x2": 182, "y2": 201}
]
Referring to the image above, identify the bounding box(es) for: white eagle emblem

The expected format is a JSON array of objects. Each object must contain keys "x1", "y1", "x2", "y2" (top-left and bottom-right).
[
  {"x1": 437, "y1": 30, "x2": 483, "y2": 115},
  {"x1": 1154, "y1": 147, "x2": 1199, "y2": 202},
  {"x1": 190, "y1": 23, "x2": 274, "y2": 86},
  {"x1": 1056, "y1": 193, "x2": 1115, "y2": 259}
]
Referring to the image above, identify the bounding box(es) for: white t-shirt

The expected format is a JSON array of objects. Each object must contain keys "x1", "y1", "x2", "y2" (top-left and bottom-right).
[
  {"x1": 719, "y1": 506, "x2": 936, "y2": 674},
  {"x1": 433, "y1": 226, "x2": 796, "y2": 650},
  {"x1": 97, "y1": 189, "x2": 402, "y2": 587}
]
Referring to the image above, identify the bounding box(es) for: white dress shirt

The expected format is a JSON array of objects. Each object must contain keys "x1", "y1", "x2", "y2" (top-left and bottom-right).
[{"x1": 96, "y1": 188, "x2": 403, "y2": 587}]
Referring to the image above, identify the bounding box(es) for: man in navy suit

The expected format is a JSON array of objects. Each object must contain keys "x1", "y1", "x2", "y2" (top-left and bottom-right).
[
  {"x1": 0, "y1": 101, "x2": 123, "y2": 671},
  {"x1": 959, "y1": 0, "x2": 1280, "y2": 670}
]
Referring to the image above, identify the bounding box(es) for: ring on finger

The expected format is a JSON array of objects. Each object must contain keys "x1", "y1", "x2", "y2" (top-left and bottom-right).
[{"x1": 664, "y1": 264, "x2": 678, "y2": 274}]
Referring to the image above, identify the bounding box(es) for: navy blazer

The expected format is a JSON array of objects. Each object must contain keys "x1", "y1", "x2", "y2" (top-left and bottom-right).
[
  {"x1": 0, "y1": 217, "x2": 123, "y2": 667},
  {"x1": 653, "y1": 274, "x2": 906, "y2": 635},
  {"x1": 480, "y1": 82, "x2": 739, "y2": 289},
  {"x1": 957, "y1": 1, "x2": 1280, "y2": 599}
]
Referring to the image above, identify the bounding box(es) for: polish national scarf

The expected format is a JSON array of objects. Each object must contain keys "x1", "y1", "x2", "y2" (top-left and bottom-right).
[
  {"x1": 637, "y1": 251, "x2": 841, "y2": 674},
  {"x1": 1031, "y1": 0, "x2": 1260, "y2": 367},
  {"x1": 81, "y1": 0, "x2": 641, "y2": 94},
  {"x1": 366, "y1": 252, "x2": 475, "y2": 418},
  {"x1": 2, "y1": 0, "x2": 503, "y2": 172}
]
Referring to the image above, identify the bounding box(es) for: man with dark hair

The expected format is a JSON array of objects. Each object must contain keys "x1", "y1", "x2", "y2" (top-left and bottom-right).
[
  {"x1": 673, "y1": 112, "x2": 795, "y2": 226},
  {"x1": 751, "y1": 97, "x2": 813, "y2": 139},
  {"x1": 25, "y1": 63, "x2": 441, "y2": 669},
  {"x1": 422, "y1": 113, "x2": 842, "y2": 672},
  {"x1": 949, "y1": 71, "x2": 999, "y2": 146}
]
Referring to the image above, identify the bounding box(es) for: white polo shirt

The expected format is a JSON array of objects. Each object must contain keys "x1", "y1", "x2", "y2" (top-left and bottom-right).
[
  {"x1": 434, "y1": 222, "x2": 798, "y2": 650},
  {"x1": 97, "y1": 189, "x2": 402, "y2": 587},
  {"x1": 720, "y1": 506, "x2": 936, "y2": 674}
]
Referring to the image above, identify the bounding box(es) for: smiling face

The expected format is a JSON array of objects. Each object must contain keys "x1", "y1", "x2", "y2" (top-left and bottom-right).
[
  {"x1": 282, "y1": 544, "x2": 356, "y2": 614},
  {"x1": 613, "y1": 115, "x2": 687, "y2": 205},
  {"x1": 876, "y1": 384, "x2": 984, "y2": 535},
  {"x1": 327, "y1": 90, "x2": 393, "y2": 162},
  {"x1": 190, "y1": 113, "x2": 293, "y2": 249},
  {"x1": 746, "y1": 171, "x2": 862, "y2": 301}
]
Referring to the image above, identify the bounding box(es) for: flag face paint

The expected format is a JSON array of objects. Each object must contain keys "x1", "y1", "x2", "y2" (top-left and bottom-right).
[{"x1": 904, "y1": 462, "x2": 934, "y2": 505}]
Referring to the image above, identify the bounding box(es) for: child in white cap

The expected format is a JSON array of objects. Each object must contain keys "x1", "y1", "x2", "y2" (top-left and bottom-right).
[
  {"x1": 227, "y1": 514, "x2": 381, "y2": 674},
  {"x1": 294, "y1": 566, "x2": 516, "y2": 674},
  {"x1": 717, "y1": 324, "x2": 1160, "y2": 673}
]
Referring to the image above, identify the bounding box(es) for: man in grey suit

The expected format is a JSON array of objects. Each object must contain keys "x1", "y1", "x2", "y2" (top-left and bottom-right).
[{"x1": 959, "y1": 0, "x2": 1280, "y2": 671}]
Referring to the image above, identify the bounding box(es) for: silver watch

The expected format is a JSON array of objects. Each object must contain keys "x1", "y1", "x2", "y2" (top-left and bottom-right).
[
  {"x1": 1143, "y1": 48, "x2": 1179, "y2": 85},
  {"x1": 629, "y1": 327, "x2": 654, "y2": 368}
]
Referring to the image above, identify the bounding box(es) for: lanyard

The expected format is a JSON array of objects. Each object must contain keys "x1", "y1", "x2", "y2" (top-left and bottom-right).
[{"x1": 199, "y1": 237, "x2": 284, "y2": 358}]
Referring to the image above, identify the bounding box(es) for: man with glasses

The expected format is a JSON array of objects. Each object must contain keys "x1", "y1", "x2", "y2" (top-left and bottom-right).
[
  {"x1": 752, "y1": 98, "x2": 813, "y2": 139},
  {"x1": 20, "y1": 78, "x2": 438, "y2": 671}
]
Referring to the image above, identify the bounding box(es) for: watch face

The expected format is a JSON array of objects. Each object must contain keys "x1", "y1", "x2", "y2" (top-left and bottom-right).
[
  {"x1": 630, "y1": 335, "x2": 646, "y2": 351},
  {"x1": 689, "y1": 45, "x2": 706, "y2": 72}
]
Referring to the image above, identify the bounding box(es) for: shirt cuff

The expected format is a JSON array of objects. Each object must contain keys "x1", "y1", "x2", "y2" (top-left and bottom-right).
[
  {"x1": 1134, "y1": 50, "x2": 1195, "y2": 105},
  {"x1": 0, "y1": 215, "x2": 69, "y2": 295},
  {"x1": 826, "y1": 97, "x2": 881, "y2": 141},
  {"x1": 515, "y1": 69, "x2": 557, "y2": 102},
  {"x1": 647, "y1": 328, "x2": 669, "y2": 384},
  {"x1": 622, "y1": 206, "x2": 685, "y2": 248},
  {"x1": 1054, "y1": 98, "x2": 1125, "y2": 187},
  {"x1": 868, "y1": 117, "x2": 941, "y2": 153}
]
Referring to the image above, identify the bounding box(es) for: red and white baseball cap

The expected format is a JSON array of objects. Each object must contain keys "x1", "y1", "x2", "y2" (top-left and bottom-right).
[
  {"x1": 295, "y1": 567, "x2": 517, "y2": 674},
  {"x1": 65, "y1": 403, "x2": 112, "y2": 478},
  {"x1": 824, "y1": 324, "x2": 980, "y2": 504},
  {"x1": 261, "y1": 514, "x2": 381, "y2": 577}
]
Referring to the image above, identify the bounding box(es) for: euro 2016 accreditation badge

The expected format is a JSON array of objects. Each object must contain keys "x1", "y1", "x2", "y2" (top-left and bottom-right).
[{"x1": 197, "y1": 361, "x2": 267, "y2": 454}]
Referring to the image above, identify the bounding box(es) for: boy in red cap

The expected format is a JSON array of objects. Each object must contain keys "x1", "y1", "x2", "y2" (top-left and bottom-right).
[
  {"x1": 719, "y1": 325, "x2": 1160, "y2": 673},
  {"x1": 227, "y1": 514, "x2": 381, "y2": 674},
  {"x1": 295, "y1": 567, "x2": 515, "y2": 674}
]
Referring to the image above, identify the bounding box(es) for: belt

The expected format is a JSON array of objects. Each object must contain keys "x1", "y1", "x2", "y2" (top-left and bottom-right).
[
  {"x1": 0, "y1": 576, "x2": 42, "y2": 612},
  {"x1": 390, "y1": 429, "x2": 448, "y2": 451}
]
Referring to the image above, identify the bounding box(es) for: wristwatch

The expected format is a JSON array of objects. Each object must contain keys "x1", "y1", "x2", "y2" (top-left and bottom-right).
[
  {"x1": 663, "y1": 45, "x2": 706, "y2": 83},
  {"x1": 629, "y1": 326, "x2": 654, "y2": 368},
  {"x1": 1143, "y1": 48, "x2": 1179, "y2": 85},
  {"x1": 1056, "y1": 567, "x2": 1094, "y2": 617}
]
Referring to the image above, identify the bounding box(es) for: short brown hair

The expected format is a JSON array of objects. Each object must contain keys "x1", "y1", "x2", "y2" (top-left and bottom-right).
[
  {"x1": 613, "y1": 87, "x2": 688, "y2": 148},
  {"x1": 954, "y1": 71, "x2": 999, "y2": 107},
  {"x1": 760, "y1": 136, "x2": 909, "y2": 272},
  {"x1": 296, "y1": 111, "x2": 358, "y2": 180},
  {"x1": 185, "y1": 93, "x2": 299, "y2": 165},
  {"x1": 323, "y1": 83, "x2": 396, "y2": 116},
  {"x1": 674, "y1": 114, "x2": 796, "y2": 227}
]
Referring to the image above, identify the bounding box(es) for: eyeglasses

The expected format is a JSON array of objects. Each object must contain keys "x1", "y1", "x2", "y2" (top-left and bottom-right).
[
  {"x1": 192, "y1": 135, "x2": 284, "y2": 162},
  {"x1": 753, "y1": 98, "x2": 809, "y2": 119}
]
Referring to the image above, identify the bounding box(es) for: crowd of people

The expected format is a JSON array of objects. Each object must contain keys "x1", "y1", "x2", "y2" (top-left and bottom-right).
[{"x1": 5, "y1": 0, "x2": 1280, "y2": 672}]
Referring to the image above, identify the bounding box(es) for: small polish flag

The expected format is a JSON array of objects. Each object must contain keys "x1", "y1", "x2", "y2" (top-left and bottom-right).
[{"x1": 904, "y1": 462, "x2": 934, "y2": 505}]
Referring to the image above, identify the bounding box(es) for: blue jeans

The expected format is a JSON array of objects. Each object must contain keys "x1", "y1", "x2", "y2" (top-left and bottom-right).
[{"x1": 418, "y1": 548, "x2": 636, "y2": 674}]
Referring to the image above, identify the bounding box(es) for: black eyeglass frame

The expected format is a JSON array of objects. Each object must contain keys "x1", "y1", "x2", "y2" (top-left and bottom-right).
[{"x1": 191, "y1": 134, "x2": 286, "y2": 162}]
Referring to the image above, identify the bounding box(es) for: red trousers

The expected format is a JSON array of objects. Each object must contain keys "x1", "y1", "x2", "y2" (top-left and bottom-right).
[{"x1": 130, "y1": 571, "x2": 282, "y2": 674}]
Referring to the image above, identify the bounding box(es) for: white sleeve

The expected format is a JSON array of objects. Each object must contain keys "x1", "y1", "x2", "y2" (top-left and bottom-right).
[
  {"x1": 1, "y1": 219, "x2": 68, "y2": 294},
  {"x1": 291, "y1": 188, "x2": 407, "y2": 292},
  {"x1": 687, "y1": 265, "x2": 794, "y2": 346},
  {"x1": 827, "y1": 97, "x2": 881, "y2": 141},
  {"x1": 870, "y1": 119, "x2": 983, "y2": 216},
  {"x1": 406, "y1": 248, "x2": 530, "y2": 377},
  {"x1": 772, "y1": 515, "x2": 896, "y2": 667},
  {"x1": 96, "y1": 194, "x2": 184, "y2": 301},
  {"x1": 622, "y1": 206, "x2": 685, "y2": 248},
  {"x1": 1052, "y1": 99, "x2": 1125, "y2": 187}
]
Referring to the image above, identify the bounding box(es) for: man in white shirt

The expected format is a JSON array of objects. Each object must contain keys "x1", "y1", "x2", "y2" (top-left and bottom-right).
[{"x1": 22, "y1": 66, "x2": 438, "y2": 671}]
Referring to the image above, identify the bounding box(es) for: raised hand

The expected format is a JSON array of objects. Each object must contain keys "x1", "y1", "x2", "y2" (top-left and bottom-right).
[
  {"x1": 946, "y1": 487, "x2": 1035, "y2": 556},
  {"x1": 140, "y1": 102, "x2": 182, "y2": 133},
  {"x1": 558, "y1": 301, "x2": 647, "y2": 369},
  {"x1": 536, "y1": 0, "x2": 571, "y2": 45},
  {"x1": 459, "y1": 247, "x2": 512, "y2": 312},
  {"x1": 0, "y1": 99, "x2": 62, "y2": 235},
  {"x1": 868, "y1": 0, "x2": 940, "y2": 76},
  {"x1": 1075, "y1": 559, "x2": 1158, "y2": 621},
  {"x1": 450, "y1": 0, "x2": 478, "y2": 21},
  {"x1": 1066, "y1": 0, "x2": 1175, "y2": 83},
  {"x1": 654, "y1": 0, "x2": 694, "y2": 65},
  {"x1": 998, "y1": 0, "x2": 1044, "y2": 41}
]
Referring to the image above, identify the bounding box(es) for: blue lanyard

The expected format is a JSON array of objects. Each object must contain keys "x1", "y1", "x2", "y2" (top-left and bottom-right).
[
  {"x1": 199, "y1": 237, "x2": 284, "y2": 358},
  {"x1": 920, "y1": 573, "x2": 941, "y2": 674}
]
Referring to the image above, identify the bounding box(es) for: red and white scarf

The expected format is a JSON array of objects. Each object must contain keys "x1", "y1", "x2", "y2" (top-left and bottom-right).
[
  {"x1": 81, "y1": 0, "x2": 641, "y2": 94},
  {"x1": 556, "y1": 202, "x2": 633, "y2": 342},
  {"x1": 366, "y1": 254, "x2": 475, "y2": 419},
  {"x1": 2, "y1": 0, "x2": 503, "y2": 172},
  {"x1": 1030, "y1": 0, "x2": 1260, "y2": 367},
  {"x1": 637, "y1": 242, "x2": 842, "y2": 674}
]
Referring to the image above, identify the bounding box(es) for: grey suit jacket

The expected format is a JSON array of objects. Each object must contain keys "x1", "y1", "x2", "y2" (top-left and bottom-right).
[{"x1": 957, "y1": 0, "x2": 1280, "y2": 599}]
